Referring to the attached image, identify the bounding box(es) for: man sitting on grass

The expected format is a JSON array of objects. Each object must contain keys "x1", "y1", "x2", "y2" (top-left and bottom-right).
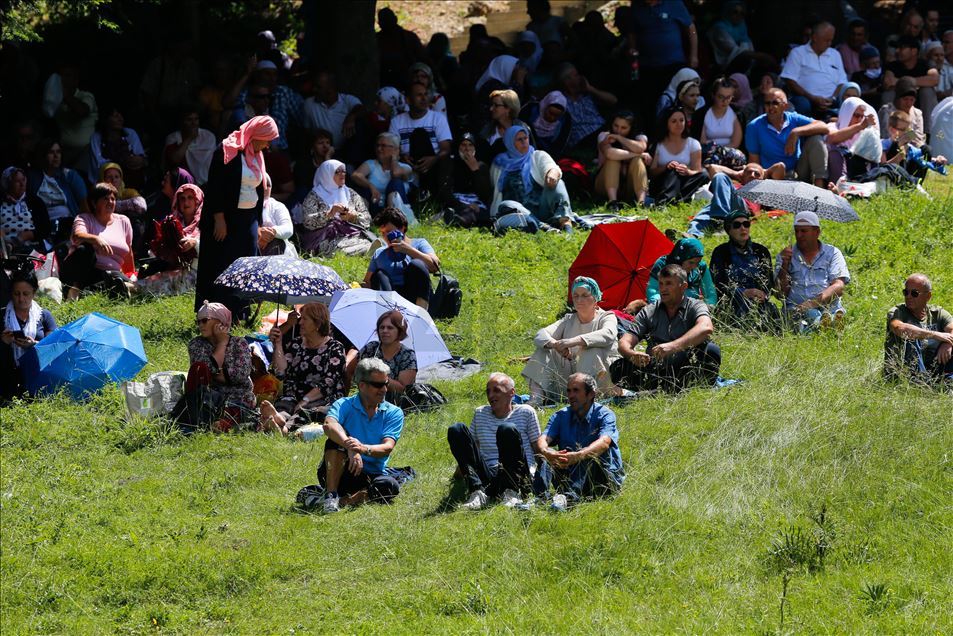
[
  {"x1": 318, "y1": 358, "x2": 404, "y2": 513},
  {"x1": 448, "y1": 372, "x2": 542, "y2": 510},
  {"x1": 534, "y1": 373, "x2": 624, "y2": 511},
  {"x1": 611, "y1": 264, "x2": 721, "y2": 392},
  {"x1": 775, "y1": 211, "x2": 851, "y2": 332},
  {"x1": 884, "y1": 273, "x2": 953, "y2": 386}
]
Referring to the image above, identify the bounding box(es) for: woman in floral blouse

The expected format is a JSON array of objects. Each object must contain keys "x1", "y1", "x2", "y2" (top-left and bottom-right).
[
  {"x1": 260, "y1": 302, "x2": 347, "y2": 435},
  {"x1": 187, "y1": 301, "x2": 256, "y2": 416}
]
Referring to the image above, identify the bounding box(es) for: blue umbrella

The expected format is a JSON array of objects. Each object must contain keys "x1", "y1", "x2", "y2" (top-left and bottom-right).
[
  {"x1": 20, "y1": 312, "x2": 148, "y2": 400},
  {"x1": 214, "y1": 256, "x2": 348, "y2": 304}
]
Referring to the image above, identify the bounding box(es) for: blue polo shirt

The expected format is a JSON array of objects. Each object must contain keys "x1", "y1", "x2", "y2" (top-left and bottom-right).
[
  {"x1": 544, "y1": 401, "x2": 624, "y2": 486},
  {"x1": 745, "y1": 111, "x2": 816, "y2": 170},
  {"x1": 630, "y1": 1, "x2": 692, "y2": 68},
  {"x1": 326, "y1": 395, "x2": 404, "y2": 474}
]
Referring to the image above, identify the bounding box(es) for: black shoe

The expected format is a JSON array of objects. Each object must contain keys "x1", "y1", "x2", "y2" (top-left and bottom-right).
[{"x1": 607, "y1": 200, "x2": 626, "y2": 212}]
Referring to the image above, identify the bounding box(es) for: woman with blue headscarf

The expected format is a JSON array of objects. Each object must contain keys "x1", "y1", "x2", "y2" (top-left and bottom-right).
[
  {"x1": 646, "y1": 238, "x2": 717, "y2": 306},
  {"x1": 522, "y1": 276, "x2": 620, "y2": 404},
  {"x1": 489, "y1": 124, "x2": 573, "y2": 232}
]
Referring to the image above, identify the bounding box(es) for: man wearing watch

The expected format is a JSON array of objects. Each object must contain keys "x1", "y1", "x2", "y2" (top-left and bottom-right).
[{"x1": 317, "y1": 358, "x2": 405, "y2": 513}]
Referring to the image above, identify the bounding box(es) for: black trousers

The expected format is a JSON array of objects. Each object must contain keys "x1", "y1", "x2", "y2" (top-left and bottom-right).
[
  {"x1": 370, "y1": 258, "x2": 432, "y2": 305},
  {"x1": 407, "y1": 127, "x2": 453, "y2": 204},
  {"x1": 610, "y1": 341, "x2": 721, "y2": 392},
  {"x1": 317, "y1": 439, "x2": 400, "y2": 503},
  {"x1": 59, "y1": 243, "x2": 130, "y2": 295},
  {"x1": 649, "y1": 169, "x2": 710, "y2": 206},
  {"x1": 447, "y1": 422, "x2": 532, "y2": 497}
]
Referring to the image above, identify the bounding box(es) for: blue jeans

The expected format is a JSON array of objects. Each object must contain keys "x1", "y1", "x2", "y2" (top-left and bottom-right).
[
  {"x1": 687, "y1": 173, "x2": 748, "y2": 237},
  {"x1": 533, "y1": 455, "x2": 620, "y2": 500}
]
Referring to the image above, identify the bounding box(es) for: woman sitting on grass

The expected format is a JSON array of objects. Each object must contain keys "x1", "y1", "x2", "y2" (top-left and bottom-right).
[
  {"x1": 260, "y1": 302, "x2": 347, "y2": 436},
  {"x1": 346, "y1": 309, "x2": 417, "y2": 403},
  {"x1": 646, "y1": 238, "x2": 717, "y2": 307},
  {"x1": 1, "y1": 270, "x2": 57, "y2": 402},
  {"x1": 648, "y1": 108, "x2": 710, "y2": 206},
  {"x1": 298, "y1": 160, "x2": 372, "y2": 257}
]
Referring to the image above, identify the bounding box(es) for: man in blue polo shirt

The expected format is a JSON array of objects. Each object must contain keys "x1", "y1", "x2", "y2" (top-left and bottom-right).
[
  {"x1": 746, "y1": 88, "x2": 831, "y2": 187},
  {"x1": 318, "y1": 358, "x2": 405, "y2": 512},
  {"x1": 533, "y1": 373, "x2": 624, "y2": 510}
]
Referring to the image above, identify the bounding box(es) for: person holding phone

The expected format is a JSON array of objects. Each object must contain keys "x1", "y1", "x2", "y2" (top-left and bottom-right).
[
  {"x1": 298, "y1": 159, "x2": 372, "y2": 257},
  {"x1": 363, "y1": 206, "x2": 438, "y2": 309},
  {"x1": 1, "y1": 270, "x2": 57, "y2": 402},
  {"x1": 186, "y1": 301, "x2": 256, "y2": 416}
]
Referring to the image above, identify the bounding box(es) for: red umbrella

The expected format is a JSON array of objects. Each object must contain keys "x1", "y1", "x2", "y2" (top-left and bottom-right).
[{"x1": 568, "y1": 220, "x2": 673, "y2": 310}]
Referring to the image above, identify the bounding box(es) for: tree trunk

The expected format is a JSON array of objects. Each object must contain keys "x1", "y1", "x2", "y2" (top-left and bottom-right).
[{"x1": 303, "y1": 0, "x2": 379, "y2": 104}]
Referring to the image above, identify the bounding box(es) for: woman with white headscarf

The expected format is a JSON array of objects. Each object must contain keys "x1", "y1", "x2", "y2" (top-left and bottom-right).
[
  {"x1": 298, "y1": 159, "x2": 371, "y2": 257},
  {"x1": 656, "y1": 68, "x2": 707, "y2": 116},
  {"x1": 826, "y1": 96, "x2": 880, "y2": 180},
  {"x1": 475, "y1": 55, "x2": 522, "y2": 93}
]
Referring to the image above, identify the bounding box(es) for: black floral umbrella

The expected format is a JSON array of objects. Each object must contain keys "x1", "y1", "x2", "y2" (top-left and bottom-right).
[
  {"x1": 737, "y1": 179, "x2": 860, "y2": 222},
  {"x1": 214, "y1": 256, "x2": 348, "y2": 304}
]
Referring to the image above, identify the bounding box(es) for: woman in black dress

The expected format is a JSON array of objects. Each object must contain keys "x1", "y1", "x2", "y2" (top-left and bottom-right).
[{"x1": 195, "y1": 115, "x2": 279, "y2": 319}]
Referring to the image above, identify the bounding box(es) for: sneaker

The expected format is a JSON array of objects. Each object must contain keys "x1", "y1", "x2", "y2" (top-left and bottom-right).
[
  {"x1": 323, "y1": 493, "x2": 340, "y2": 514},
  {"x1": 461, "y1": 489, "x2": 488, "y2": 511},
  {"x1": 515, "y1": 498, "x2": 535, "y2": 511},
  {"x1": 550, "y1": 493, "x2": 569, "y2": 512},
  {"x1": 500, "y1": 489, "x2": 523, "y2": 508}
]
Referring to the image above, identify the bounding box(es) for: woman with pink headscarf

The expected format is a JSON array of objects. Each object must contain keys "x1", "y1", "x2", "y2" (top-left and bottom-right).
[
  {"x1": 195, "y1": 115, "x2": 279, "y2": 319},
  {"x1": 139, "y1": 183, "x2": 204, "y2": 282}
]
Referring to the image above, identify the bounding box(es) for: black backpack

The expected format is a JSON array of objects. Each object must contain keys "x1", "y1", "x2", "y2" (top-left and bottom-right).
[
  {"x1": 396, "y1": 382, "x2": 448, "y2": 413},
  {"x1": 430, "y1": 272, "x2": 462, "y2": 320}
]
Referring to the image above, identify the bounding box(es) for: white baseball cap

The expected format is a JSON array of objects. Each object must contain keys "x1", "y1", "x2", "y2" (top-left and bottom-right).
[{"x1": 793, "y1": 211, "x2": 820, "y2": 227}]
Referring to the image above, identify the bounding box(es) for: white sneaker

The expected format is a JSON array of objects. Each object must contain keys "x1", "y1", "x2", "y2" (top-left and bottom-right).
[
  {"x1": 323, "y1": 493, "x2": 340, "y2": 513},
  {"x1": 461, "y1": 489, "x2": 488, "y2": 510},
  {"x1": 550, "y1": 493, "x2": 569, "y2": 512},
  {"x1": 501, "y1": 489, "x2": 523, "y2": 508}
]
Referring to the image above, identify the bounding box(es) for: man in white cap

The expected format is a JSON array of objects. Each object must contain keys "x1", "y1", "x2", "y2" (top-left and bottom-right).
[{"x1": 775, "y1": 211, "x2": 851, "y2": 331}]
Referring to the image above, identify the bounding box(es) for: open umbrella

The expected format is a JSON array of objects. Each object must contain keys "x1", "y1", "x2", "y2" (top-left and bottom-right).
[
  {"x1": 214, "y1": 256, "x2": 348, "y2": 304},
  {"x1": 20, "y1": 312, "x2": 147, "y2": 400},
  {"x1": 568, "y1": 220, "x2": 673, "y2": 310},
  {"x1": 737, "y1": 179, "x2": 860, "y2": 222},
  {"x1": 328, "y1": 288, "x2": 451, "y2": 370}
]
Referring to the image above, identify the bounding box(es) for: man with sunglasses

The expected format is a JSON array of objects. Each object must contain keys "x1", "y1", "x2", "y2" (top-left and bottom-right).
[
  {"x1": 317, "y1": 358, "x2": 404, "y2": 513},
  {"x1": 775, "y1": 211, "x2": 850, "y2": 332},
  {"x1": 884, "y1": 274, "x2": 953, "y2": 384},
  {"x1": 709, "y1": 209, "x2": 779, "y2": 328}
]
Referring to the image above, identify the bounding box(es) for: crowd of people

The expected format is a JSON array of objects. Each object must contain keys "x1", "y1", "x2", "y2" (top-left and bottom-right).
[{"x1": 2, "y1": 1, "x2": 951, "y2": 512}]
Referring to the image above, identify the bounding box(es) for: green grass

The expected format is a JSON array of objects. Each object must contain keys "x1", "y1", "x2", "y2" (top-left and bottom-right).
[{"x1": 2, "y1": 178, "x2": 952, "y2": 634}]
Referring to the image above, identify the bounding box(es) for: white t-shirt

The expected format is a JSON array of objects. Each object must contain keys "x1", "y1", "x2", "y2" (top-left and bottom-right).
[
  {"x1": 389, "y1": 110, "x2": 452, "y2": 156},
  {"x1": 781, "y1": 43, "x2": 848, "y2": 98},
  {"x1": 656, "y1": 137, "x2": 701, "y2": 166},
  {"x1": 238, "y1": 158, "x2": 261, "y2": 209},
  {"x1": 703, "y1": 108, "x2": 737, "y2": 146},
  {"x1": 302, "y1": 93, "x2": 362, "y2": 146}
]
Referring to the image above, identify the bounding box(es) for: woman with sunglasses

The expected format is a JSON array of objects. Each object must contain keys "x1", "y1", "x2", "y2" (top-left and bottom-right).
[
  {"x1": 478, "y1": 89, "x2": 531, "y2": 162},
  {"x1": 187, "y1": 301, "x2": 256, "y2": 428},
  {"x1": 346, "y1": 309, "x2": 417, "y2": 402},
  {"x1": 195, "y1": 115, "x2": 279, "y2": 320},
  {"x1": 709, "y1": 209, "x2": 779, "y2": 327},
  {"x1": 299, "y1": 159, "x2": 372, "y2": 257}
]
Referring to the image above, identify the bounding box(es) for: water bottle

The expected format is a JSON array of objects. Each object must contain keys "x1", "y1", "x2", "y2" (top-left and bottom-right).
[{"x1": 630, "y1": 50, "x2": 640, "y2": 82}]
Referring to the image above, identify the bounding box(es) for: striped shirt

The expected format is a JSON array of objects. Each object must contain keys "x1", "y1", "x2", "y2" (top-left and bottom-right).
[{"x1": 470, "y1": 404, "x2": 541, "y2": 467}]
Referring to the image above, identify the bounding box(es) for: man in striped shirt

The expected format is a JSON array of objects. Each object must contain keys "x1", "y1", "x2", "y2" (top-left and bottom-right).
[{"x1": 447, "y1": 372, "x2": 541, "y2": 510}]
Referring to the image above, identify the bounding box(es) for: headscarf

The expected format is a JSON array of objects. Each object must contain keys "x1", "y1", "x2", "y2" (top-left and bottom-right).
[
  {"x1": 651, "y1": 238, "x2": 706, "y2": 287},
  {"x1": 835, "y1": 96, "x2": 879, "y2": 147},
  {"x1": 476, "y1": 55, "x2": 519, "y2": 92},
  {"x1": 197, "y1": 300, "x2": 232, "y2": 331},
  {"x1": 98, "y1": 162, "x2": 141, "y2": 199},
  {"x1": 170, "y1": 167, "x2": 195, "y2": 191},
  {"x1": 730, "y1": 73, "x2": 753, "y2": 107},
  {"x1": 171, "y1": 183, "x2": 204, "y2": 238},
  {"x1": 836, "y1": 82, "x2": 862, "y2": 104},
  {"x1": 221, "y1": 115, "x2": 279, "y2": 182},
  {"x1": 493, "y1": 124, "x2": 535, "y2": 192},
  {"x1": 409, "y1": 63, "x2": 437, "y2": 100},
  {"x1": 376, "y1": 86, "x2": 407, "y2": 116},
  {"x1": 534, "y1": 91, "x2": 568, "y2": 138},
  {"x1": 311, "y1": 159, "x2": 349, "y2": 207},
  {"x1": 4, "y1": 297, "x2": 42, "y2": 365},
  {"x1": 517, "y1": 31, "x2": 543, "y2": 73},
  {"x1": 663, "y1": 68, "x2": 701, "y2": 104},
  {"x1": 571, "y1": 276, "x2": 602, "y2": 301}
]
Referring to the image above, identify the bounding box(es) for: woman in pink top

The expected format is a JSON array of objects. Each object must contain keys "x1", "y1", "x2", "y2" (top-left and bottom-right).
[{"x1": 60, "y1": 182, "x2": 135, "y2": 300}]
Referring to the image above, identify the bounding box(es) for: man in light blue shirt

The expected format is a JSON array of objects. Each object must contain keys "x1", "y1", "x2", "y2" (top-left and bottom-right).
[
  {"x1": 775, "y1": 211, "x2": 851, "y2": 331},
  {"x1": 318, "y1": 358, "x2": 405, "y2": 512},
  {"x1": 534, "y1": 373, "x2": 624, "y2": 510},
  {"x1": 746, "y1": 88, "x2": 831, "y2": 187}
]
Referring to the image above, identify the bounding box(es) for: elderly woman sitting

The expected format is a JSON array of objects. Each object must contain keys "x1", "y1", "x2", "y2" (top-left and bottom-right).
[
  {"x1": 490, "y1": 124, "x2": 574, "y2": 233},
  {"x1": 186, "y1": 301, "x2": 256, "y2": 431},
  {"x1": 259, "y1": 302, "x2": 347, "y2": 436},
  {"x1": 522, "y1": 276, "x2": 620, "y2": 404},
  {"x1": 298, "y1": 159, "x2": 373, "y2": 256}
]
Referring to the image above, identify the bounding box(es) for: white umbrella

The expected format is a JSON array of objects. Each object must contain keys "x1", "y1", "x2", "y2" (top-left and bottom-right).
[{"x1": 329, "y1": 288, "x2": 452, "y2": 370}]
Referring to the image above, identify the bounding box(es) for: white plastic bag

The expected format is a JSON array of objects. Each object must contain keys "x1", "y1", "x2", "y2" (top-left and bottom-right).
[{"x1": 122, "y1": 371, "x2": 186, "y2": 419}]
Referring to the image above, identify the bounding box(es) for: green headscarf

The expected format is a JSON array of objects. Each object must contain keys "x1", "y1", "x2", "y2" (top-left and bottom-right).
[{"x1": 571, "y1": 276, "x2": 602, "y2": 301}]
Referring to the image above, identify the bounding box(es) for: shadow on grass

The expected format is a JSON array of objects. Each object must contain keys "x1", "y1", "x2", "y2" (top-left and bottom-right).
[{"x1": 422, "y1": 476, "x2": 469, "y2": 517}]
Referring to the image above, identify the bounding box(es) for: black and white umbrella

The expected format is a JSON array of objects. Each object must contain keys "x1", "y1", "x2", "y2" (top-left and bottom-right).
[
  {"x1": 737, "y1": 179, "x2": 860, "y2": 222},
  {"x1": 214, "y1": 256, "x2": 348, "y2": 304}
]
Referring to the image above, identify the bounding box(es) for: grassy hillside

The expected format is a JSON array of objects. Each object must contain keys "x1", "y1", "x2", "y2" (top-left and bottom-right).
[{"x1": 2, "y1": 178, "x2": 952, "y2": 634}]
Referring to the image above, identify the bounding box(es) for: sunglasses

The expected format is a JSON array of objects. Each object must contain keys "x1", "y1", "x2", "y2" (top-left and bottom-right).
[
  {"x1": 363, "y1": 380, "x2": 388, "y2": 388},
  {"x1": 764, "y1": 100, "x2": 784, "y2": 107},
  {"x1": 902, "y1": 288, "x2": 921, "y2": 298},
  {"x1": 196, "y1": 318, "x2": 210, "y2": 325},
  {"x1": 731, "y1": 220, "x2": 751, "y2": 229}
]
